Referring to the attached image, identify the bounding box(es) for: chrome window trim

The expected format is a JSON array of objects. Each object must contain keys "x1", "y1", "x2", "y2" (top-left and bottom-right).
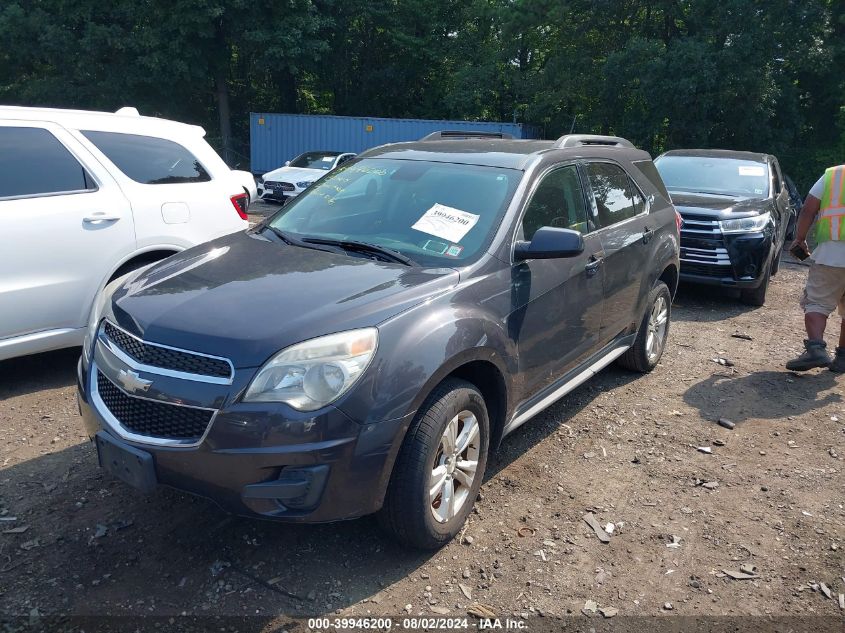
[
  {"x1": 101, "y1": 320, "x2": 234, "y2": 385},
  {"x1": 0, "y1": 187, "x2": 99, "y2": 202},
  {"x1": 91, "y1": 362, "x2": 218, "y2": 448}
]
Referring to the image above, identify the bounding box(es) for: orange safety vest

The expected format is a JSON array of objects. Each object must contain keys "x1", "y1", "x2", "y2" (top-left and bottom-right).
[{"x1": 815, "y1": 164, "x2": 845, "y2": 242}]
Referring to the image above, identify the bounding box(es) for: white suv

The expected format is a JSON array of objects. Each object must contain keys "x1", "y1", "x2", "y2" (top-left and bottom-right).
[{"x1": 0, "y1": 106, "x2": 249, "y2": 361}]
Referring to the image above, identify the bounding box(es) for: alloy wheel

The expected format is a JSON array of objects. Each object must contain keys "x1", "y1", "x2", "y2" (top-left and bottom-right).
[
  {"x1": 646, "y1": 295, "x2": 668, "y2": 363},
  {"x1": 429, "y1": 410, "x2": 480, "y2": 523}
]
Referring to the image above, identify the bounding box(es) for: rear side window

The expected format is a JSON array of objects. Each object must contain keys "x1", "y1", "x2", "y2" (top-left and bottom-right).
[
  {"x1": 82, "y1": 131, "x2": 211, "y2": 185},
  {"x1": 521, "y1": 165, "x2": 590, "y2": 240},
  {"x1": 632, "y1": 159, "x2": 670, "y2": 200},
  {"x1": 0, "y1": 127, "x2": 93, "y2": 199},
  {"x1": 586, "y1": 162, "x2": 644, "y2": 228}
]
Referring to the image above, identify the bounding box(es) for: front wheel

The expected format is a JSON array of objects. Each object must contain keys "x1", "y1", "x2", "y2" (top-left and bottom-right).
[
  {"x1": 618, "y1": 281, "x2": 671, "y2": 373},
  {"x1": 740, "y1": 262, "x2": 770, "y2": 306},
  {"x1": 378, "y1": 378, "x2": 489, "y2": 550}
]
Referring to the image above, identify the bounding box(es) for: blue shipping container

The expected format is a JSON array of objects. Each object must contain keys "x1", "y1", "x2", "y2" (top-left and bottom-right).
[{"x1": 250, "y1": 113, "x2": 539, "y2": 174}]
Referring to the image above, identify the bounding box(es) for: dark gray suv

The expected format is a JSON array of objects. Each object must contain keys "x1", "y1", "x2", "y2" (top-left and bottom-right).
[{"x1": 78, "y1": 132, "x2": 680, "y2": 549}]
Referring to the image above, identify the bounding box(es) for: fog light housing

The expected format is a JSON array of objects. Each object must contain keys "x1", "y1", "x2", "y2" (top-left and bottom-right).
[{"x1": 241, "y1": 465, "x2": 329, "y2": 511}]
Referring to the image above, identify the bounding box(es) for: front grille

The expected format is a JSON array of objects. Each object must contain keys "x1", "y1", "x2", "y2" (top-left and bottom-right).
[
  {"x1": 103, "y1": 322, "x2": 231, "y2": 379},
  {"x1": 264, "y1": 180, "x2": 295, "y2": 192},
  {"x1": 679, "y1": 211, "x2": 735, "y2": 279},
  {"x1": 96, "y1": 371, "x2": 213, "y2": 441}
]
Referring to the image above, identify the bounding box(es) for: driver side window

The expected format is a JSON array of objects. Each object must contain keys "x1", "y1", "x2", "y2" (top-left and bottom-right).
[{"x1": 521, "y1": 165, "x2": 589, "y2": 241}]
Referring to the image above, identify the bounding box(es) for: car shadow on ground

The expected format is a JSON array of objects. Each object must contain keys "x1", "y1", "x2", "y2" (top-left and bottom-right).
[
  {"x1": 0, "y1": 350, "x2": 638, "y2": 626},
  {"x1": 682, "y1": 369, "x2": 841, "y2": 424},
  {"x1": 671, "y1": 284, "x2": 753, "y2": 323},
  {"x1": 0, "y1": 347, "x2": 81, "y2": 398}
]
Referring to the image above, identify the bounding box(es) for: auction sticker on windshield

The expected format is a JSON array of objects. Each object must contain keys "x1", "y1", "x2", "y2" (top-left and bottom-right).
[
  {"x1": 738, "y1": 165, "x2": 765, "y2": 176},
  {"x1": 412, "y1": 204, "x2": 480, "y2": 243}
]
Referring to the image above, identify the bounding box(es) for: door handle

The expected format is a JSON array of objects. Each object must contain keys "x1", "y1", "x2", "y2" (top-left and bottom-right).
[
  {"x1": 642, "y1": 226, "x2": 653, "y2": 244},
  {"x1": 83, "y1": 212, "x2": 121, "y2": 224},
  {"x1": 585, "y1": 252, "x2": 604, "y2": 277}
]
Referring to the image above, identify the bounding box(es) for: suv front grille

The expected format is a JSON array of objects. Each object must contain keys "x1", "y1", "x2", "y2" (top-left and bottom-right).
[
  {"x1": 96, "y1": 370, "x2": 214, "y2": 441},
  {"x1": 679, "y1": 212, "x2": 733, "y2": 276},
  {"x1": 264, "y1": 180, "x2": 295, "y2": 192},
  {"x1": 103, "y1": 321, "x2": 232, "y2": 380}
]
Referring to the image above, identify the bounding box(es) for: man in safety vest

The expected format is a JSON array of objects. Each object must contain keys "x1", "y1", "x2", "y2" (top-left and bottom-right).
[{"x1": 787, "y1": 164, "x2": 845, "y2": 371}]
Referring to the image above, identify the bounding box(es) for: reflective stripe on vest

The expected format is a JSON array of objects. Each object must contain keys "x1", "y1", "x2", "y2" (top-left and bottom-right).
[{"x1": 815, "y1": 165, "x2": 845, "y2": 243}]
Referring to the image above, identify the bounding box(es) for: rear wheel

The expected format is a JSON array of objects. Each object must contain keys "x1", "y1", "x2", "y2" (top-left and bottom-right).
[
  {"x1": 618, "y1": 281, "x2": 671, "y2": 373},
  {"x1": 378, "y1": 378, "x2": 489, "y2": 550}
]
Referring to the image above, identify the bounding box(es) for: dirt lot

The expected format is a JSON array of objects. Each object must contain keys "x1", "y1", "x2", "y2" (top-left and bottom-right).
[{"x1": 1, "y1": 249, "x2": 843, "y2": 632}]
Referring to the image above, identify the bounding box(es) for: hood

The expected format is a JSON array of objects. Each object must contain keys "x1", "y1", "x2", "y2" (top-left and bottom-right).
[
  {"x1": 262, "y1": 166, "x2": 326, "y2": 183},
  {"x1": 670, "y1": 191, "x2": 773, "y2": 219},
  {"x1": 110, "y1": 231, "x2": 459, "y2": 368}
]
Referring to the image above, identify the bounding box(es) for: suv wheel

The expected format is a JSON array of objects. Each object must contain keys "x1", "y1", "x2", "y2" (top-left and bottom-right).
[
  {"x1": 379, "y1": 378, "x2": 489, "y2": 550},
  {"x1": 770, "y1": 245, "x2": 783, "y2": 276},
  {"x1": 618, "y1": 281, "x2": 671, "y2": 373},
  {"x1": 740, "y1": 261, "x2": 770, "y2": 306}
]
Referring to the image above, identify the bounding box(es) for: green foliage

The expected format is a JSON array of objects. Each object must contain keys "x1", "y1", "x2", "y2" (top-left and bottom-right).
[{"x1": 0, "y1": 0, "x2": 841, "y2": 186}]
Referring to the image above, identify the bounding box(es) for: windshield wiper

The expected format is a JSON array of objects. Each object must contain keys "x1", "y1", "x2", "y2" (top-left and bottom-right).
[
  {"x1": 302, "y1": 237, "x2": 416, "y2": 266},
  {"x1": 673, "y1": 189, "x2": 736, "y2": 198},
  {"x1": 261, "y1": 226, "x2": 343, "y2": 255}
]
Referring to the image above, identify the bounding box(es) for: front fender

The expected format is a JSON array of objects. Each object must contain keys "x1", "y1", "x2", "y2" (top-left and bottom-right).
[{"x1": 339, "y1": 301, "x2": 516, "y2": 427}]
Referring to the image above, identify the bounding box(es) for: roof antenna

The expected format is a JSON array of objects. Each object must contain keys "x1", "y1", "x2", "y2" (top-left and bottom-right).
[{"x1": 569, "y1": 114, "x2": 578, "y2": 134}]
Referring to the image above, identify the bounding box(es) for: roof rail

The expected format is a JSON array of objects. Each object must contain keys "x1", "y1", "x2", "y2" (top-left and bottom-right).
[
  {"x1": 420, "y1": 130, "x2": 514, "y2": 141},
  {"x1": 553, "y1": 134, "x2": 634, "y2": 149},
  {"x1": 115, "y1": 106, "x2": 140, "y2": 117}
]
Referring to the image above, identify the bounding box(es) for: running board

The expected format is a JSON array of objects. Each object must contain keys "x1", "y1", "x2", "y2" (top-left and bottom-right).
[{"x1": 503, "y1": 344, "x2": 630, "y2": 436}]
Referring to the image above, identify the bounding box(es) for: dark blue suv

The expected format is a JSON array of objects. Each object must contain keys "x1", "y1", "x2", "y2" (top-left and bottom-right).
[{"x1": 78, "y1": 132, "x2": 680, "y2": 549}]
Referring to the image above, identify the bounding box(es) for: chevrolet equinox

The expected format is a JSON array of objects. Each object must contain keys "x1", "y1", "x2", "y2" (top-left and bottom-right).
[{"x1": 78, "y1": 132, "x2": 680, "y2": 549}]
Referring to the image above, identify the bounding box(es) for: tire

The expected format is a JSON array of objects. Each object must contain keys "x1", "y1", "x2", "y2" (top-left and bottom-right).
[
  {"x1": 770, "y1": 244, "x2": 782, "y2": 276},
  {"x1": 617, "y1": 281, "x2": 671, "y2": 373},
  {"x1": 378, "y1": 378, "x2": 490, "y2": 550},
  {"x1": 740, "y1": 262, "x2": 770, "y2": 306}
]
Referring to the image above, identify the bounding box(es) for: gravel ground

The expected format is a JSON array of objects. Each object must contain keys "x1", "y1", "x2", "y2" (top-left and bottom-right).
[{"x1": 0, "y1": 250, "x2": 843, "y2": 632}]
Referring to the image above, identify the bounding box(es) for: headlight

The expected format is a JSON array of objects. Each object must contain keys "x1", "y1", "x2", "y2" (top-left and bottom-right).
[
  {"x1": 243, "y1": 328, "x2": 378, "y2": 411},
  {"x1": 296, "y1": 181, "x2": 314, "y2": 189},
  {"x1": 719, "y1": 212, "x2": 771, "y2": 234},
  {"x1": 82, "y1": 278, "x2": 124, "y2": 359},
  {"x1": 82, "y1": 266, "x2": 153, "y2": 361}
]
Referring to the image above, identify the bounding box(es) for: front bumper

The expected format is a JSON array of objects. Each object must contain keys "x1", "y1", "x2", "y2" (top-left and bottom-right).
[
  {"x1": 680, "y1": 231, "x2": 773, "y2": 289},
  {"x1": 77, "y1": 356, "x2": 411, "y2": 523}
]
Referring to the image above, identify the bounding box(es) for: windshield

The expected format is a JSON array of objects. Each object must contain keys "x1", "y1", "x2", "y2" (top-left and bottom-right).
[
  {"x1": 290, "y1": 152, "x2": 342, "y2": 170},
  {"x1": 654, "y1": 155, "x2": 770, "y2": 198},
  {"x1": 268, "y1": 158, "x2": 522, "y2": 266}
]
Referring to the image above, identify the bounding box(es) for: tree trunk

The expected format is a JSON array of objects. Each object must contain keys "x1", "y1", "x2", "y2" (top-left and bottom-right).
[{"x1": 215, "y1": 67, "x2": 232, "y2": 166}]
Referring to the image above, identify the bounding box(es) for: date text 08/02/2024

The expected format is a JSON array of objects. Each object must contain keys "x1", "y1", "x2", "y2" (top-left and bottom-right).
[{"x1": 307, "y1": 617, "x2": 529, "y2": 630}]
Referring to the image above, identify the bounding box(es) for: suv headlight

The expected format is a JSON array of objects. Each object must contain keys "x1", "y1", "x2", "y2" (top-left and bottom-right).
[
  {"x1": 719, "y1": 212, "x2": 771, "y2": 234},
  {"x1": 243, "y1": 328, "x2": 378, "y2": 411},
  {"x1": 82, "y1": 278, "x2": 124, "y2": 360},
  {"x1": 296, "y1": 180, "x2": 314, "y2": 189}
]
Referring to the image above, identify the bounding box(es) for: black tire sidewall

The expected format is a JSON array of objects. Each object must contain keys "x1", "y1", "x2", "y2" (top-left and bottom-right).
[
  {"x1": 420, "y1": 385, "x2": 490, "y2": 540},
  {"x1": 638, "y1": 282, "x2": 671, "y2": 370}
]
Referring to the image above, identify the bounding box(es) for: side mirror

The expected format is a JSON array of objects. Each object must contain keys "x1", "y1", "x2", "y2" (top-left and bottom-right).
[
  {"x1": 514, "y1": 227, "x2": 585, "y2": 261},
  {"x1": 284, "y1": 161, "x2": 291, "y2": 167}
]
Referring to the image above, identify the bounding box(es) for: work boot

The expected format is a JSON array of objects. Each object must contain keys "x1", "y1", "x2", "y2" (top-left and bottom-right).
[
  {"x1": 785, "y1": 339, "x2": 831, "y2": 371},
  {"x1": 830, "y1": 347, "x2": 845, "y2": 373}
]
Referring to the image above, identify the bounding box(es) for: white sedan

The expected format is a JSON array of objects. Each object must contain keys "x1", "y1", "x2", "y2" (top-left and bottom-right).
[{"x1": 257, "y1": 151, "x2": 356, "y2": 203}]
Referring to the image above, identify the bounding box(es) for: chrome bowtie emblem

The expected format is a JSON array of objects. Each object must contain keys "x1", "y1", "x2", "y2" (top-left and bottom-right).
[{"x1": 117, "y1": 369, "x2": 153, "y2": 393}]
